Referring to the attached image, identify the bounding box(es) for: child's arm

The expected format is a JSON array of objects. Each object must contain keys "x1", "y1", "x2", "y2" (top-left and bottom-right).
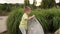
[{"x1": 25, "y1": 15, "x2": 35, "y2": 20}]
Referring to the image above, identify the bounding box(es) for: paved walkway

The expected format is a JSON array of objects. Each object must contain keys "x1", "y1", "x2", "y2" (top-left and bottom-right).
[{"x1": 0, "y1": 16, "x2": 8, "y2": 33}]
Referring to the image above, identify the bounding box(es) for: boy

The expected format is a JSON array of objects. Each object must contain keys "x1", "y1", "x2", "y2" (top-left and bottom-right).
[{"x1": 19, "y1": 6, "x2": 35, "y2": 34}]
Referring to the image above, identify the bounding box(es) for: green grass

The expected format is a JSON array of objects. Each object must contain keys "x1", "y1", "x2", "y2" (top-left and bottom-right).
[
  {"x1": 6, "y1": 8, "x2": 23, "y2": 34},
  {"x1": 32, "y1": 8, "x2": 60, "y2": 32},
  {"x1": 6, "y1": 8, "x2": 60, "y2": 34}
]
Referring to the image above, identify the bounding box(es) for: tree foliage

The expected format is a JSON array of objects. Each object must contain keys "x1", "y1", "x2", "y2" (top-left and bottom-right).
[
  {"x1": 41, "y1": 0, "x2": 56, "y2": 8},
  {"x1": 24, "y1": 0, "x2": 30, "y2": 6}
]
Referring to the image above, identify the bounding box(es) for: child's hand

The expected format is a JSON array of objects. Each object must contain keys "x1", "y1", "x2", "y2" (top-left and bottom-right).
[
  {"x1": 27, "y1": 15, "x2": 35, "y2": 20},
  {"x1": 32, "y1": 15, "x2": 35, "y2": 18},
  {"x1": 31, "y1": 15, "x2": 35, "y2": 19}
]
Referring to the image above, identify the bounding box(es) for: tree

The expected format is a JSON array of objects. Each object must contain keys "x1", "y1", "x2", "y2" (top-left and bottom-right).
[
  {"x1": 24, "y1": 0, "x2": 30, "y2": 6},
  {"x1": 41, "y1": 0, "x2": 56, "y2": 8},
  {"x1": 32, "y1": 0, "x2": 37, "y2": 9}
]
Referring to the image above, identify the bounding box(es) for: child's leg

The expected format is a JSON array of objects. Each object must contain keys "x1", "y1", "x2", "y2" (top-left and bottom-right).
[{"x1": 19, "y1": 27, "x2": 26, "y2": 34}]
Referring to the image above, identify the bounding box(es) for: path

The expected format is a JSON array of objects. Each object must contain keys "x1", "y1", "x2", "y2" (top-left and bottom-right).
[{"x1": 0, "y1": 16, "x2": 8, "y2": 33}]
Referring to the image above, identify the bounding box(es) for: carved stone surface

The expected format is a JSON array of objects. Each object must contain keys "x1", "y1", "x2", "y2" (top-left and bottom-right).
[{"x1": 27, "y1": 17, "x2": 44, "y2": 34}]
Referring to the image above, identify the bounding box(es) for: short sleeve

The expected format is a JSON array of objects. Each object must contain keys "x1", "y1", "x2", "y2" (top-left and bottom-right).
[{"x1": 23, "y1": 13, "x2": 28, "y2": 20}]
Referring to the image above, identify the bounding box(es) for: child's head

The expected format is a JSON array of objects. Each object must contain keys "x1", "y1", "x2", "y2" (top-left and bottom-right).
[{"x1": 24, "y1": 6, "x2": 31, "y2": 14}]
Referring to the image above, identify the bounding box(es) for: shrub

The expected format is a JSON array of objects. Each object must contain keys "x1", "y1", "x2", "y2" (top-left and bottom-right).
[
  {"x1": 32, "y1": 8, "x2": 60, "y2": 33},
  {"x1": 41, "y1": 0, "x2": 56, "y2": 8},
  {"x1": 6, "y1": 8, "x2": 60, "y2": 34},
  {"x1": 6, "y1": 8, "x2": 23, "y2": 34}
]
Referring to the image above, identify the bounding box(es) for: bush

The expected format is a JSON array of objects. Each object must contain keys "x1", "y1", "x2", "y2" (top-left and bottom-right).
[
  {"x1": 6, "y1": 8, "x2": 23, "y2": 34},
  {"x1": 0, "y1": 4, "x2": 22, "y2": 16},
  {"x1": 41, "y1": 0, "x2": 56, "y2": 8},
  {"x1": 33, "y1": 8, "x2": 60, "y2": 33},
  {"x1": 6, "y1": 8, "x2": 60, "y2": 34}
]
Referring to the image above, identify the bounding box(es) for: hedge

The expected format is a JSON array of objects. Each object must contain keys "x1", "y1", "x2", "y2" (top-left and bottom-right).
[
  {"x1": 6, "y1": 8, "x2": 60, "y2": 34},
  {"x1": 6, "y1": 8, "x2": 23, "y2": 34},
  {"x1": 32, "y1": 8, "x2": 60, "y2": 33}
]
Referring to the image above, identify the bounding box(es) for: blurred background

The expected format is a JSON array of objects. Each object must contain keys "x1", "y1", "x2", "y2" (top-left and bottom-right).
[
  {"x1": 0, "y1": 0, "x2": 60, "y2": 16},
  {"x1": 0, "y1": 0, "x2": 60, "y2": 34}
]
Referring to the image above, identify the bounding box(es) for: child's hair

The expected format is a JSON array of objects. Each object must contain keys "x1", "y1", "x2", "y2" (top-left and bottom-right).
[{"x1": 24, "y1": 6, "x2": 31, "y2": 12}]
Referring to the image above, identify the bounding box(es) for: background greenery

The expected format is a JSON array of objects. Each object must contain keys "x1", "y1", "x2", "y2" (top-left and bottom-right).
[
  {"x1": 0, "y1": 3, "x2": 24, "y2": 16},
  {"x1": 41, "y1": 0, "x2": 56, "y2": 8},
  {"x1": 6, "y1": 8, "x2": 23, "y2": 34},
  {"x1": 0, "y1": 0, "x2": 56, "y2": 16},
  {"x1": 0, "y1": 0, "x2": 60, "y2": 34},
  {"x1": 6, "y1": 8, "x2": 60, "y2": 34}
]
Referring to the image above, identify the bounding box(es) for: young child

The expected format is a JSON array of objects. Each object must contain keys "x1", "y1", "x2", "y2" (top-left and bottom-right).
[{"x1": 19, "y1": 6, "x2": 35, "y2": 34}]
